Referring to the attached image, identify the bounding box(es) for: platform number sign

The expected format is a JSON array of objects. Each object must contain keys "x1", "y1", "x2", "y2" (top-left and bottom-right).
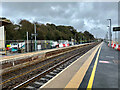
[{"x1": 113, "y1": 27, "x2": 120, "y2": 31}]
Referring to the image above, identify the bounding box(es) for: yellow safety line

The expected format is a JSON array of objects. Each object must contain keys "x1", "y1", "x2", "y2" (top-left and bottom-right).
[
  {"x1": 87, "y1": 46, "x2": 101, "y2": 90},
  {"x1": 65, "y1": 43, "x2": 101, "y2": 88}
]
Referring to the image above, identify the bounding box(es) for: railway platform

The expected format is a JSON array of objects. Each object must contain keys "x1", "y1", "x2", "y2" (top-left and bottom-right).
[{"x1": 40, "y1": 42, "x2": 119, "y2": 89}]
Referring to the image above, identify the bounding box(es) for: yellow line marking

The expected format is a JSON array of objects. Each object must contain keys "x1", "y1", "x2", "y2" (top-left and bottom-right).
[
  {"x1": 65, "y1": 43, "x2": 102, "y2": 88},
  {"x1": 87, "y1": 46, "x2": 101, "y2": 89}
]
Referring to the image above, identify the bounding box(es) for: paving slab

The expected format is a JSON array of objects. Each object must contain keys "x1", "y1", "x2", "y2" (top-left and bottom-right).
[{"x1": 93, "y1": 42, "x2": 119, "y2": 88}]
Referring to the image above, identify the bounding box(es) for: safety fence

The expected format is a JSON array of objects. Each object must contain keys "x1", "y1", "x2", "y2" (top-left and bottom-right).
[
  {"x1": 0, "y1": 40, "x2": 71, "y2": 54},
  {"x1": 108, "y1": 41, "x2": 120, "y2": 51}
]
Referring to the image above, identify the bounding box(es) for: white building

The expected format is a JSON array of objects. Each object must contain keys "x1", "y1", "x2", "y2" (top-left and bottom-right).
[
  {"x1": 0, "y1": 18, "x2": 11, "y2": 50},
  {"x1": 0, "y1": 26, "x2": 5, "y2": 50}
]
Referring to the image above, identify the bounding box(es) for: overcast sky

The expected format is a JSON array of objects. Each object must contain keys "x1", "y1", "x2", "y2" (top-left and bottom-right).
[{"x1": 1, "y1": 2, "x2": 118, "y2": 39}]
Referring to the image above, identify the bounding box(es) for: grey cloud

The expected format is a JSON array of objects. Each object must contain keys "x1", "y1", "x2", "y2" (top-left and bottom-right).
[{"x1": 1, "y1": 2, "x2": 118, "y2": 38}]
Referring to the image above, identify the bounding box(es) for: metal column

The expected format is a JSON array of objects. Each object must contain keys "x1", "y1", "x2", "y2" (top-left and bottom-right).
[
  {"x1": 34, "y1": 23, "x2": 37, "y2": 51},
  {"x1": 107, "y1": 19, "x2": 112, "y2": 47}
]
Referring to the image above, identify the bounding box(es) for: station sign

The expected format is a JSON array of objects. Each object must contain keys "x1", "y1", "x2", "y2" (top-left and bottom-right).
[
  {"x1": 31, "y1": 33, "x2": 38, "y2": 36},
  {"x1": 113, "y1": 27, "x2": 120, "y2": 31}
]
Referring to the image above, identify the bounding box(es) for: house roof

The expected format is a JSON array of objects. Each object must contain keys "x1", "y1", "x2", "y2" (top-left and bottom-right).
[{"x1": 0, "y1": 17, "x2": 11, "y2": 26}]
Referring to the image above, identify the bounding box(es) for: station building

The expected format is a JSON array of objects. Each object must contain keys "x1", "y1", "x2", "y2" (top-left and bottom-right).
[{"x1": 0, "y1": 18, "x2": 11, "y2": 50}]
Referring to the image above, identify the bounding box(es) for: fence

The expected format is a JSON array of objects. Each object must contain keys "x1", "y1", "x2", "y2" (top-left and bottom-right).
[{"x1": 6, "y1": 40, "x2": 54, "y2": 52}]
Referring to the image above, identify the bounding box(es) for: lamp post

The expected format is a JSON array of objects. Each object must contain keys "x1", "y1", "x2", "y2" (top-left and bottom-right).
[
  {"x1": 106, "y1": 31, "x2": 108, "y2": 42},
  {"x1": 34, "y1": 23, "x2": 37, "y2": 51},
  {"x1": 31, "y1": 32, "x2": 38, "y2": 52},
  {"x1": 31, "y1": 34, "x2": 33, "y2": 52},
  {"x1": 75, "y1": 33, "x2": 76, "y2": 45},
  {"x1": 27, "y1": 32, "x2": 29, "y2": 52},
  {"x1": 107, "y1": 19, "x2": 112, "y2": 47}
]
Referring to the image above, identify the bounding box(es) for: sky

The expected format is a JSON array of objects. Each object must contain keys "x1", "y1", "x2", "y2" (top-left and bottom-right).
[{"x1": 1, "y1": 2, "x2": 119, "y2": 39}]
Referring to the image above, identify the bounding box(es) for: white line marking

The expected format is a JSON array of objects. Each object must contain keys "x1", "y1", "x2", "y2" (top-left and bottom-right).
[
  {"x1": 106, "y1": 56, "x2": 114, "y2": 58},
  {"x1": 99, "y1": 60, "x2": 111, "y2": 64}
]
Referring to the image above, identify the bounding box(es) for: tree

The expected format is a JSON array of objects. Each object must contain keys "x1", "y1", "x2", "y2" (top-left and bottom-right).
[
  {"x1": 19, "y1": 20, "x2": 34, "y2": 40},
  {"x1": 5, "y1": 18, "x2": 95, "y2": 42},
  {"x1": 84, "y1": 31, "x2": 95, "y2": 41}
]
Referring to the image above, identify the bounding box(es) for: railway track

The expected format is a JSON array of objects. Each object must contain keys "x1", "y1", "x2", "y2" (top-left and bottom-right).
[{"x1": 1, "y1": 42, "x2": 100, "y2": 89}]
